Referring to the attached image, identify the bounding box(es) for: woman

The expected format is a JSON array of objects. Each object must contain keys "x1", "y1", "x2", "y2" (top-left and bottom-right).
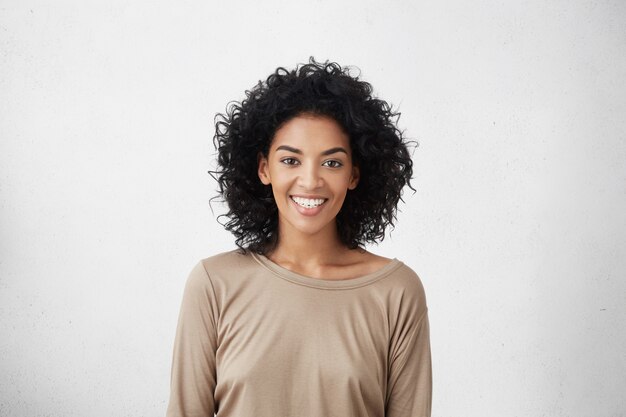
[{"x1": 166, "y1": 58, "x2": 432, "y2": 417}]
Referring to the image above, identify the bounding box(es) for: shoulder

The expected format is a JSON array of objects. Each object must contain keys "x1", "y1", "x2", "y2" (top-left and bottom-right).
[
  {"x1": 394, "y1": 263, "x2": 427, "y2": 299},
  {"x1": 199, "y1": 248, "x2": 250, "y2": 270},
  {"x1": 378, "y1": 261, "x2": 428, "y2": 318},
  {"x1": 183, "y1": 249, "x2": 254, "y2": 305},
  {"x1": 184, "y1": 249, "x2": 247, "y2": 285},
  {"x1": 357, "y1": 250, "x2": 427, "y2": 302},
  {"x1": 192, "y1": 248, "x2": 261, "y2": 290}
]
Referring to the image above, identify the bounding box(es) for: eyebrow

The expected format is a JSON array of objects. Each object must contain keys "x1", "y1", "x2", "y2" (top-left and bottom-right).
[{"x1": 275, "y1": 145, "x2": 348, "y2": 156}]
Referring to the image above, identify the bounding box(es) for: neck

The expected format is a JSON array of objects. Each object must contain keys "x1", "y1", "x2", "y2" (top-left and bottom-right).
[{"x1": 268, "y1": 222, "x2": 350, "y2": 267}]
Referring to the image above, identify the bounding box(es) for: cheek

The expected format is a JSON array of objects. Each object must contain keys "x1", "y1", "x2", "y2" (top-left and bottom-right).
[
  {"x1": 334, "y1": 176, "x2": 354, "y2": 191},
  {"x1": 270, "y1": 178, "x2": 290, "y2": 199}
]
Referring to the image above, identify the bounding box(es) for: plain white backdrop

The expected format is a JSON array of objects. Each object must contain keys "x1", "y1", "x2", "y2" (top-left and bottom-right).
[{"x1": 1, "y1": 1, "x2": 625, "y2": 416}]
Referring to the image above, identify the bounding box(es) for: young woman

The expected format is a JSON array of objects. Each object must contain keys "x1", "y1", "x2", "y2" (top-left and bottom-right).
[{"x1": 166, "y1": 58, "x2": 432, "y2": 417}]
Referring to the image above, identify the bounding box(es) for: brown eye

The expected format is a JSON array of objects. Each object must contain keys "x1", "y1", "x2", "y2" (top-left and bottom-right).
[
  {"x1": 280, "y1": 158, "x2": 299, "y2": 166},
  {"x1": 324, "y1": 160, "x2": 343, "y2": 168}
]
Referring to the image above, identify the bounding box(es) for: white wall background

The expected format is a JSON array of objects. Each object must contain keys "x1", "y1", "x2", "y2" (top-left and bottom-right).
[{"x1": 1, "y1": 1, "x2": 625, "y2": 416}]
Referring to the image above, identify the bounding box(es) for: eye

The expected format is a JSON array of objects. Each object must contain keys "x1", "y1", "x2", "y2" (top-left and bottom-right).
[
  {"x1": 280, "y1": 158, "x2": 343, "y2": 168},
  {"x1": 323, "y1": 160, "x2": 343, "y2": 168},
  {"x1": 280, "y1": 157, "x2": 299, "y2": 166}
]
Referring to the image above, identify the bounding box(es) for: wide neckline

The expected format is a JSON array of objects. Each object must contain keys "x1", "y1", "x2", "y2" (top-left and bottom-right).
[{"x1": 250, "y1": 252, "x2": 403, "y2": 289}]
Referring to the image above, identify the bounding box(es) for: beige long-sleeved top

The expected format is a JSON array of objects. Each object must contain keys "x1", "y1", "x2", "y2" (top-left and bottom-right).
[{"x1": 166, "y1": 249, "x2": 431, "y2": 417}]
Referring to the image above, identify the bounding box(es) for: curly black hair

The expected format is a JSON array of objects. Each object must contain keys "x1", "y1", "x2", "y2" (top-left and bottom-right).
[{"x1": 208, "y1": 57, "x2": 417, "y2": 256}]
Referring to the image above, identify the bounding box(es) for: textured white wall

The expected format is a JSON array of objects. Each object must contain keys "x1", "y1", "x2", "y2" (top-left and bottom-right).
[{"x1": 1, "y1": 1, "x2": 625, "y2": 416}]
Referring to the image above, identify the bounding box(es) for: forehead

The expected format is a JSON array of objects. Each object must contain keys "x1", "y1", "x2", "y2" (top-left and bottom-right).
[{"x1": 271, "y1": 115, "x2": 350, "y2": 150}]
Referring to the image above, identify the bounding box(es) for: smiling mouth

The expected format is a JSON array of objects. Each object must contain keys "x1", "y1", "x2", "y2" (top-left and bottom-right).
[{"x1": 289, "y1": 196, "x2": 328, "y2": 209}]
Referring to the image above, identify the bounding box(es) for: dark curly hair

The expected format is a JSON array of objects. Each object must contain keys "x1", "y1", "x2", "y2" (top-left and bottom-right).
[{"x1": 208, "y1": 57, "x2": 417, "y2": 256}]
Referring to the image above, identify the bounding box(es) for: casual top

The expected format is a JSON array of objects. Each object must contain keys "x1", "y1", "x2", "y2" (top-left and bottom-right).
[{"x1": 166, "y1": 249, "x2": 432, "y2": 417}]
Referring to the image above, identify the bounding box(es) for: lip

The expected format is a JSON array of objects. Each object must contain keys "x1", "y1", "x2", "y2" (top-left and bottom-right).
[
  {"x1": 290, "y1": 194, "x2": 328, "y2": 199},
  {"x1": 289, "y1": 195, "x2": 328, "y2": 216}
]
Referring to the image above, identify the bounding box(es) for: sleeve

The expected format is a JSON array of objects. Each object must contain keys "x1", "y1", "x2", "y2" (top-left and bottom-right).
[
  {"x1": 166, "y1": 261, "x2": 219, "y2": 417},
  {"x1": 385, "y1": 278, "x2": 432, "y2": 417}
]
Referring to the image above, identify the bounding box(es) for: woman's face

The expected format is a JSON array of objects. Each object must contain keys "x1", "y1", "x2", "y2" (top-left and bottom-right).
[{"x1": 257, "y1": 114, "x2": 360, "y2": 238}]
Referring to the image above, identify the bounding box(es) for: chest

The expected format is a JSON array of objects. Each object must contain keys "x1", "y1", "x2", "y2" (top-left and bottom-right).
[{"x1": 213, "y1": 287, "x2": 390, "y2": 404}]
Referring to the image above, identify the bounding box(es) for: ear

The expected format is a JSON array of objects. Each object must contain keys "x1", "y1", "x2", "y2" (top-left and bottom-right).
[
  {"x1": 257, "y1": 151, "x2": 271, "y2": 185},
  {"x1": 348, "y1": 165, "x2": 360, "y2": 190}
]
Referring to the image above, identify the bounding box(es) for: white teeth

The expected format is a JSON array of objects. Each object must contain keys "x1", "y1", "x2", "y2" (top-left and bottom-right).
[{"x1": 291, "y1": 196, "x2": 327, "y2": 208}]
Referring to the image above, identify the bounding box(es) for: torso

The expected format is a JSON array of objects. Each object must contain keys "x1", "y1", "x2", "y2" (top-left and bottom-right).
[{"x1": 268, "y1": 250, "x2": 394, "y2": 281}]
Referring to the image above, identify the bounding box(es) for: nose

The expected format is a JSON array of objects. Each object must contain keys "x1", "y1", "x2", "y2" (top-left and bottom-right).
[{"x1": 298, "y1": 163, "x2": 323, "y2": 190}]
